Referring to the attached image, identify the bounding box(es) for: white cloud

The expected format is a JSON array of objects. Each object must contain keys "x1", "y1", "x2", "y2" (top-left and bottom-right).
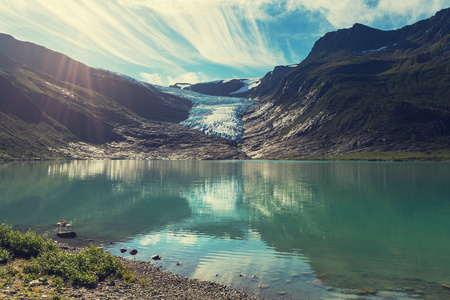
[
  {"x1": 140, "y1": 71, "x2": 209, "y2": 86},
  {"x1": 120, "y1": 0, "x2": 287, "y2": 68},
  {"x1": 139, "y1": 72, "x2": 165, "y2": 86},
  {"x1": 0, "y1": 0, "x2": 287, "y2": 76},
  {"x1": 376, "y1": 0, "x2": 448, "y2": 25},
  {"x1": 167, "y1": 72, "x2": 209, "y2": 85}
]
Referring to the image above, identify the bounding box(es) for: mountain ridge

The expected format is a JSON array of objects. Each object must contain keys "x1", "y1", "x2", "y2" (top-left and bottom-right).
[{"x1": 240, "y1": 7, "x2": 450, "y2": 159}]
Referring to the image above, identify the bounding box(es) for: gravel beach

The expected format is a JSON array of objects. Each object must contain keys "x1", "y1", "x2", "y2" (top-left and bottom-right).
[{"x1": 1, "y1": 239, "x2": 259, "y2": 300}]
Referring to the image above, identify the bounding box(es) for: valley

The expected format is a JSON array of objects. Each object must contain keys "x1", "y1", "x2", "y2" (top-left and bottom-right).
[{"x1": 0, "y1": 8, "x2": 449, "y2": 161}]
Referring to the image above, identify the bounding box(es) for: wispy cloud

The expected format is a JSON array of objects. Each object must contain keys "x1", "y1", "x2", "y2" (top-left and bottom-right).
[
  {"x1": 0, "y1": 0, "x2": 287, "y2": 84},
  {"x1": 0, "y1": 0, "x2": 448, "y2": 86},
  {"x1": 119, "y1": 0, "x2": 286, "y2": 68}
]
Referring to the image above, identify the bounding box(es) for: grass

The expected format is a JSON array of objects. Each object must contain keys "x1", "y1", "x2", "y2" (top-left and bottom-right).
[
  {"x1": 0, "y1": 222, "x2": 135, "y2": 296},
  {"x1": 292, "y1": 151, "x2": 450, "y2": 162}
]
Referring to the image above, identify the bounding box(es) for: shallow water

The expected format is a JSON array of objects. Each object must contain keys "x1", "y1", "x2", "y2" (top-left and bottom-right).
[{"x1": 0, "y1": 160, "x2": 449, "y2": 299}]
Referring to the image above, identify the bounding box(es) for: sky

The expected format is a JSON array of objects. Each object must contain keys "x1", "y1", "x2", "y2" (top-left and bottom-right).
[{"x1": 0, "y1": 0, "x2": 448, "y2": 86}]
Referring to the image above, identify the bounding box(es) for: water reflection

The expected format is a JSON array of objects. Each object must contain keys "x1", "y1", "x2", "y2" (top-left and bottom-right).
[{"x1": 1, "y1": 160, "x2": 449, "y2": 299}]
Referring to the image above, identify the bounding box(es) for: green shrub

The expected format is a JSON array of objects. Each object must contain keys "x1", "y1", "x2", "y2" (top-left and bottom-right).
[
  {"x1": 0, "y1": 248, "x2": 10, "y2": 264},
  {"x1": 0, "y1": 223, "x2": 58, "y2": 258},
  {"x1": 1, "y1": 223, "x2": 134, "y2": 288},
  {"x1": 24, "y1": 245, "x2": 134, "y2": 287}
]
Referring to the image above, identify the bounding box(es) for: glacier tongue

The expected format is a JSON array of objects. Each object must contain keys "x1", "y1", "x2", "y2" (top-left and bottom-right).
[{"x1": 156, "y1": 86, "x2": 254, "y2": 141}]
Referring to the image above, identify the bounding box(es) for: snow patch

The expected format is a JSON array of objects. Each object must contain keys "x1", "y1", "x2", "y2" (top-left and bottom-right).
[
  {"x1": 362, "y1": 46, "x2": 388, "y2": 53},
  {"x1": 176, "y1": 83, "x2": 192, "y2": 90},
  {"x1": 230, "y1": 79, "x2": 261, "y2": 95},
  {"x1": 288, "y1": 64, "x2": 298, "y2": 68}
]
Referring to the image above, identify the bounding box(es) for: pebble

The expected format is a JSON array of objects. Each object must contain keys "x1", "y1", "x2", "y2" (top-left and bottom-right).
[
  {"x1": 312, "y1": 279, "x2": 324, "y2": 286},
  {"x1": 259, "y1": 284, "x2": 270, "y2": 289}
]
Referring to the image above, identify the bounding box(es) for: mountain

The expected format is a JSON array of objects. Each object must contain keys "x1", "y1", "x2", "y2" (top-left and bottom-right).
[
  {"x1": 1, "y1": 8, "x2": 449, "y2": 161},
  {"x1": 241, "y1": 8, "x2": 450, "y2": 159},
  {"x1": 0, "y1": 33, "x2": 190, "y2": 123},
  {"x1": 0, "y1": 35, "x2": 247, "y2": 160},
  {"x1": 171, "y1": 78, "x2": 261, "y2": 97}
]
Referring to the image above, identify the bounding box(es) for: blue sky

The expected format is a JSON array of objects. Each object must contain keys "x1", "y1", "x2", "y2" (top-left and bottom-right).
[{"x1": 0, "y1": 0, "x2": 448, "y2": 86}]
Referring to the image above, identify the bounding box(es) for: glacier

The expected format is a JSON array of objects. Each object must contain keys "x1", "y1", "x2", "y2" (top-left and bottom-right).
[
  {"x1": 156, "y1": 86, "x2": 254, "y2": 141},
  {"x1": 100, "y1": 69, "x2": 255, "y2": 142}
]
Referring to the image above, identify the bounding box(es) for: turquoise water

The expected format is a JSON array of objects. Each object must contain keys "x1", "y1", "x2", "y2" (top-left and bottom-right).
[{"x1": 0, "y1": 160, "x2": 449, "y2": 299}]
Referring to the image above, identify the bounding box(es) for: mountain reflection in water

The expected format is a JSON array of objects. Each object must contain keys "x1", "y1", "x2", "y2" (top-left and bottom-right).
[{"x1": 0, "y1": 160, "x2": 449, "y2": 299}]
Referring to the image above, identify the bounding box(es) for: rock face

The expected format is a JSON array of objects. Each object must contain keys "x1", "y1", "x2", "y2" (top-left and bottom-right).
[{"x1": 241, "y1": 8, "x2": 450, "y2": 159}]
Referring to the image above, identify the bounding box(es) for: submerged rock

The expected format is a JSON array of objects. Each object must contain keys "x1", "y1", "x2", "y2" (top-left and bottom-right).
[
  {"x1": 312, "y1": 279, "x2": 324, "y2": 286},
  {"x1": 57, "y1": 231, "x2": 77, "y2": 238},
  {"x1": 119, "y1": 248, "x2": 127, "y2": 253},
  {"x1": 129, "y1": 249, "x2": 138, "y2": 255},
  {"x1": 151, "y1": 254, "x2": 161, "y2": 260}
]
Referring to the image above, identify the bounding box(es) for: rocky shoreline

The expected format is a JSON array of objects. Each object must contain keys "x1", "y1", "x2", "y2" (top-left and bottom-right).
[{"x1": 1, "y1": 236, "x2": 259, "y2": 300}]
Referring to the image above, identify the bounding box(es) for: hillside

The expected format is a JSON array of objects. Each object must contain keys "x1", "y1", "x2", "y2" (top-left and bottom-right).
[
  {"x1": 241, "y1": 8, "x2": 450, "y2": 159},
  {"x1": 0, "y1": 36, "x2": 247, "y2": 160}
]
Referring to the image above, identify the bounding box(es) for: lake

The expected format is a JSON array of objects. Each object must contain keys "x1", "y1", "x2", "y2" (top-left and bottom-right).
[{"x1": 0, "y1": 160, "x2": 449, "y2": 299}]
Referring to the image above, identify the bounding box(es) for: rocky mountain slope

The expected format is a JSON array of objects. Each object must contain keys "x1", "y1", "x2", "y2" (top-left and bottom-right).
[
  {"x1": 0, "y1": 35, "x2": 247, "y2": 160},
  {"x1": 241, "y1": 8, "x2": 450, "y2": 159}
]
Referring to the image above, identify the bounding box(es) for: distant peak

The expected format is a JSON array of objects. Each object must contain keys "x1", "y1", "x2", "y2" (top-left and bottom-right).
[{"x1": 352, "y1": 23, "x2": 367, "y2": 28}]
